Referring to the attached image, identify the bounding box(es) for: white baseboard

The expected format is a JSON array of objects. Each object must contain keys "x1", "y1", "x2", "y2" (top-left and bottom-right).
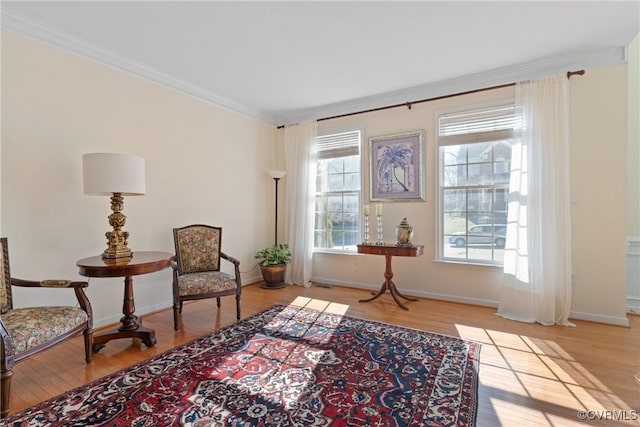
[
  {"x1": 626, "y1": 296, "x2": 640, "y2": 314},
  {"x1": 311, "y1": 276, "x2": 499, "y2": 308},
  {"x1": 415, "y1": 291, "x2": 498, "y2": 308},
  {"x1": 627, "y1": 236, "x2": 640, "y2": 313},
  {"x1": 314, "y1": 276, "x2": 631, "y2": 326},
  {"x1": 243, "y1": 273, "x2": 263, "y2": 286},
  {"x1": 569, "y1": 311, "x2": 630, "y2": 327}
]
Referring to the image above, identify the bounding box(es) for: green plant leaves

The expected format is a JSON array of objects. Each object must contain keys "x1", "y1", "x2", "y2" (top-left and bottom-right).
[{"x1": 254, "y1": 243, "x2": 292, "y2": 266}]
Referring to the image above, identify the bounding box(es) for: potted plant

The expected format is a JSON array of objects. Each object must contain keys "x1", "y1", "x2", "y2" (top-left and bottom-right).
[{"x1": 255, "y1": 243, "x2": 292, "y2": 289}]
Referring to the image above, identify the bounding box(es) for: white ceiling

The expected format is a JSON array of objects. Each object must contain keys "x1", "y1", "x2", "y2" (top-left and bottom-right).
[{"x1": 2, "y1": 1, "x2": 639, "y2": 125}]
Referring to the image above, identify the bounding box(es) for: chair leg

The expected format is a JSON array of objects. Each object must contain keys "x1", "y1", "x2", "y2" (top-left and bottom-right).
[
  {"x1": 1, "y1": 368, "x2": 12, "y2": 418},
  {"x1": 83, "y1": 328, "x2": 93, "y2": 363},
  {"x1": 216, "y1": 297, "x2": 221, "y2": 308},
  {"x1": 173, "y1": 302, "x2": 180, "y2": 331},
  {"x1": 236, "y1": 295, "x2": 241, "y2": 321}
]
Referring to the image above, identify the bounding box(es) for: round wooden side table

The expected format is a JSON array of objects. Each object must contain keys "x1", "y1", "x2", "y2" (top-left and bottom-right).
[{"x1": 77, "y1": 251, "x2": 173, "y2": 352}]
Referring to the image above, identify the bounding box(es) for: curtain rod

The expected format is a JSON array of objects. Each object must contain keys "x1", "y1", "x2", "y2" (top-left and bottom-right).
[{"x1": 277, "y1": 69, "x2": 585, "y2": 128}]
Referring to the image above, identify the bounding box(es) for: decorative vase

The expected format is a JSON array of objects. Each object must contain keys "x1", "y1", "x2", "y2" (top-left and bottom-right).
[
  {"x1": 395, "y1": 218, "x2": 414, "y2": 247},
  {"x1": 259, "y1": 264, "x2": 287, "y2": 289}
]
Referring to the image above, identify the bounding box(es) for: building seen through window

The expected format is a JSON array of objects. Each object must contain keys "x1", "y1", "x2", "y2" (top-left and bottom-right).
[{"x1": 313, "y1": 130, "x2": 361, "y2": 251}]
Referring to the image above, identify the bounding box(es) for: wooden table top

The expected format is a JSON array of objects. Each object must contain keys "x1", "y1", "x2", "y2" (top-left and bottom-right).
[
  {"x1": 357, "y1": 244, "x2": 424, "y2": 257},
  {"x1": 76, "y1": 251, "x2": 173, "y2": 278}
]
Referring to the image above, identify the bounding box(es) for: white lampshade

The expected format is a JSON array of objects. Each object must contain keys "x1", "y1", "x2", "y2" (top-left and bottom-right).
[
  {"x1": 268, "y1": 170, "x2": 287, "y2": 179},
  {"x1": 83, "y1": 153, "x2": 146, "y2": 195}
]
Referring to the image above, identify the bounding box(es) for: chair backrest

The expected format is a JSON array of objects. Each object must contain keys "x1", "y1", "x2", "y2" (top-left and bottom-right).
[
  {"x1": 173, "y1": 225, "x2": 222, "y2": 274},
  {"x1": 1, "y1": 238, "x2": 13, "y2": 314}
]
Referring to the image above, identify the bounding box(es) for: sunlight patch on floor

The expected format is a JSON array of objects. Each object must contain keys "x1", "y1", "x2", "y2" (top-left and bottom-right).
[
  {"x1": 488, "y1": 397, "x2": 552, "y2": 426},
  {"x1": 289, "y1": 296, "x2": 349, "y2": 316},
  {"x1": 501, "y1": 347, "x2": 559, "y2": 380},
  {"x1": 480, "y1": 364, "x2": 528, "y2": 396},
  {"x1": 194, "y1": 297, "x2": 350, "y2": 409},
  {"x1": 454, "y1": 324, "x2": 494, "y2": 344},
  {"x1": 537, "y1": 355, "x2": 577, "y2": 384},
  {"x1": 485, "y1": 329, "x2": 532, "y2": 352},
  {"x1": 455, "y1": 324, "x2": 637, "y2": 426}
]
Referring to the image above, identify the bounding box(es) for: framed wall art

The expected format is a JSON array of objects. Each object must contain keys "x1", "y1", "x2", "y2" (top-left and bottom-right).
[{"x1": 369, "y1": 129, "x2": 425, "y2": 202}]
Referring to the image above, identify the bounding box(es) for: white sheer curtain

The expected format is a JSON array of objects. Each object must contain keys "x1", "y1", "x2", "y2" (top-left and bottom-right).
[
  {"x1": 283, "y1": 121, "x2": 317, "y2": 287},
  {"x1": 498, "y1": 74, "x2": 574, "y2": 326}
]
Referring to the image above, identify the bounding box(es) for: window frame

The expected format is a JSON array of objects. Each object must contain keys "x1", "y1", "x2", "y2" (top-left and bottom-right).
[
  {"x1": 313, "y1": 128, "x2": 363, "y2": 254},
  {"x1": 435, "y1": 101, "x2": 516, "y2": 266}
]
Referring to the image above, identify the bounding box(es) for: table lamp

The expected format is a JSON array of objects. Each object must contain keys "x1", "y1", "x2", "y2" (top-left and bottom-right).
[{"x1": 82, "y1": 153, "x2": 146, "y2": 259}]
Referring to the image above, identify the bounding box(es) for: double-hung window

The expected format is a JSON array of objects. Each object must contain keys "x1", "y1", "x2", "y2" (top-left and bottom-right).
[
  {"x1": 437, "y1": 104, "x2": 518, "y2": 265},
  {"x1": 313, "y1": 130, "x2": 362, "y2": 252}
]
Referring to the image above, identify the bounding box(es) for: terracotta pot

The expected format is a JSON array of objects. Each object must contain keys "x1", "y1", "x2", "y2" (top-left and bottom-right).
[{"x1": 260, "y1": 264, "x2": 287, "y2": 289}]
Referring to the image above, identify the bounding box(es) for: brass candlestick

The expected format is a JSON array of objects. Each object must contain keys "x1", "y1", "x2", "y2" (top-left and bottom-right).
[
  {"x1": 362, "y1": 215, "x2": 370, "y2": 244},
  {"x1": 376, "y1": 215, "x2": 384, "y2": 245}
]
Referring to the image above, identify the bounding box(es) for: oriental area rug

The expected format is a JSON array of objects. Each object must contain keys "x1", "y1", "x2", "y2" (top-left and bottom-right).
[{"x1": 4, "y1": 303, "x2": 480, "y2": 426}]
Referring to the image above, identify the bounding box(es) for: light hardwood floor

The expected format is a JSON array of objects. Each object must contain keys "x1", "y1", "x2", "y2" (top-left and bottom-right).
[{"x1": 5, "y1": 283, "x2": 640, "y2": 426}]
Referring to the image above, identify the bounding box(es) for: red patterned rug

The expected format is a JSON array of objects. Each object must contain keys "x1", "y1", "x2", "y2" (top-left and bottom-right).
[{"x1": 4, "y1": 303, "x2": 480, "y2": 426}]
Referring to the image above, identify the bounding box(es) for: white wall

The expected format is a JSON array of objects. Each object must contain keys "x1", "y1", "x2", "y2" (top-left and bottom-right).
[
  {"x1": 570, "y1": 65, "x2": 629, "y2": 324},
  {"x1": 628, "y1": 34, "x2": 639, "y2": 238},
  {"x1": 627, "y1": 33, "x2": 640, "y2": 312},
  {"x1": 1, "y1": 32, "x2": 276, "y2": 327},
  {"x1": 300, "y1": 66, "x2": 631, "y2": 325}
]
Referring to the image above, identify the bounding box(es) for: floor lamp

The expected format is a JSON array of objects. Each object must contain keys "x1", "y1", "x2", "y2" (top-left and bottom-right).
[{"x1": 268, "y1": 170, "x2": 286, "y2": 245}]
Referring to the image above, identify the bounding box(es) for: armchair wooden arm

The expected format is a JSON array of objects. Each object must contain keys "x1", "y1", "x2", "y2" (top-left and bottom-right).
[
  {"x1": 11, "y1": 278, "x2": 89, "y2": 289},
  {"x1": 10, "y1": 278, "x2": 93, "y2": 318},
  {"x1": 221, "y1": 253, "x2": 241, "y2": 289},
  {"x1": 221, "y1": 252, "x2": 239, "y2": 266}
]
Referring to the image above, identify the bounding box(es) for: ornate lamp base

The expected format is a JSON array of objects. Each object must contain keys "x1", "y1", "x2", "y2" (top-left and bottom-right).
[
  {"x1": 103, "y1": 236, "x2": 132, "y2": 259},
  {"x1": 102, "y1": 193, "x2": 133, "y2": 260}
]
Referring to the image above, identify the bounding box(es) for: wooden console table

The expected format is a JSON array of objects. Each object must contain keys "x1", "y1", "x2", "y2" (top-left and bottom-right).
[
  {"x1": 357, "y1": 244, "x2": 424, "y2": 310},
  {"x1": 77, "y1": 251, "x2": 173, "y2": 352}
]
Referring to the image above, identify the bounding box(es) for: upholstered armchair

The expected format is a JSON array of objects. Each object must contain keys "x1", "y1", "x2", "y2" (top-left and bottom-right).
[
  {"x1": 172, "y1": 225, "x2": 241, "y2": 330},
  {"x1": 0, "y1": 238, "x2": 93, "y2": 418}
]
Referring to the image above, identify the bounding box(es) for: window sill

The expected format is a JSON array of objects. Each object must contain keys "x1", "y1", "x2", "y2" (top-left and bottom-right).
[
  {"x1": 433, "y1": 258, "x2": 503, "y2": 270},
  {"x1": 313, "y1": 249, "x2": 360, "y2": 256}
]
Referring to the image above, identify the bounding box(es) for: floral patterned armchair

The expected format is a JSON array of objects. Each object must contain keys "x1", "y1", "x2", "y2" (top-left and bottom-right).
[
  {"x1": 0, "y1": 238, "x2": 93, "y2": 418},
  {"x1": 172, "y1": 225, "x2": 241, "y2": 330}
]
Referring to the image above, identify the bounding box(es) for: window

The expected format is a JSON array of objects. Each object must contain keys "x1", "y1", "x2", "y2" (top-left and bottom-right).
[
  {"x1": 313, "y1": 130, "x2": 362, "y2": 251},
  {"x1": 437, "y1": 104, "x2": 518, "y2": 265}
]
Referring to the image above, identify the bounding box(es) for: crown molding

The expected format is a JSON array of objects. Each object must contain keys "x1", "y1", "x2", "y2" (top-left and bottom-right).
[
  {"x1": 275, "y1": 45, "x2": 627, "y2": 126},
  {"x1": 1, "y1": 8, "x2": 277, "y2": 125},
  {"x1": 2, "y1": 7, "x2": 627, "y2": 128}
]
